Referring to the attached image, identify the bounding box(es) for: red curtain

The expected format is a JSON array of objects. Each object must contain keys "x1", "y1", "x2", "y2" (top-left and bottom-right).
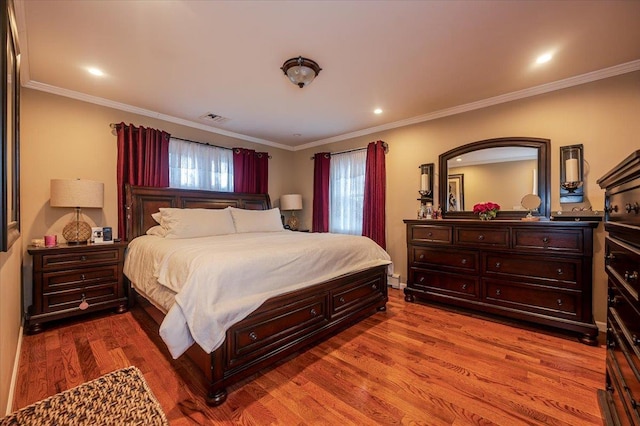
[
  {"x1": 233, "y1": 148, "x2": 269, "y2": 194},
  {"x1": 312, "y1": 153, "x2": 331, "y2": 233},
  {"x1": 363, "y1": 141, "x2": 386, "y2": 249},
  {"x1": 116, "y1": 123, "x2": 170, "y2": 238}
]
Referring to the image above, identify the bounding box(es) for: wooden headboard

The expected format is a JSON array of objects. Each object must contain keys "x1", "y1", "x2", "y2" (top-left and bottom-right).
[{"x1": 125, "y1": 185, "x2": 272, "y2": 241}]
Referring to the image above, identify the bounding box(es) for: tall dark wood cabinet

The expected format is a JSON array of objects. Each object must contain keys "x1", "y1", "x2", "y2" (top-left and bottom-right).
[
  {"x1": 597, "y1": 150, "x2": 640, "y2": 425},
  {"x1": 404, "y1": 219, "x2": 598, "y2": 344}
]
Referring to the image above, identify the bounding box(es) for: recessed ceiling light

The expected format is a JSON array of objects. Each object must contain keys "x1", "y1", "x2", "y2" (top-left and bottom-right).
[
  {"x1": 293, "y1": 133, "x2": 301, "y2": 137},
  {"x1": 87, "y1": 67, "x2": 104, "y2": 76},
  {"x1": 456, "y1": 157, "x2": 462, "y2": 162},
  {"x1": 374, "y1": 108, "x2": 383, "y2": 115},
  {"x1": 535, "y1": 53, "x2": 553, "y2": 64}
]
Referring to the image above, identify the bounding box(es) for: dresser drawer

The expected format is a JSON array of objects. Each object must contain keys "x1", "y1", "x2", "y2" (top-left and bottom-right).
[
  {"x1": 512, "y1": 228, "x2": 584, "y2": 253},
  {"x1": 42, "y1": 283, "x2": 118, "y2": 313},
  {"x1": 410, "y1": 268, "x2": 479, "y2": 299},
  {"x1": 42, "y1": 265, "x2": 120, "y2": 293},
  {"x1": 455, "y1": 227, "x2": 509, "y2": 248},
  {"x1": 41, "y1": 248, "x2": 122, "y2": 270},
  {"x1": 411, "y1": 246, "x2": 478, "y2": 273},
  {"x1": 409, "y1": 225, "x2": 452, "y2": 244},
  {"x1": 484, "y1": 253, "x2": 579, "y2": 286},
  {"x1": 485, "y1": 279, "x2": 579, "y2": 318},
  {"x1": 228, "y1": 295, "x2": 328, "y2": 369},
  {"x1": 606, "y1": 180, "x2": 640, "y2": 227},
  {"x1": 607, "y1": 285, "x2": 640, "y2": 419},
  {"x1": 606, "y1": 236, "x2": 640, "y2": 303}
]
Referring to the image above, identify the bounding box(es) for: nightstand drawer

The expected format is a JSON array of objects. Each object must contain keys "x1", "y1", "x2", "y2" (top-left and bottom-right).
[
  {"x1": 41, "y1": 248, "x2": 121, "y2": 270},
  {"x1": 42, "y1": 283, "x2": 118, "y2": 313},
  {"x1": 42, "y1": 265, "x2": 120, "y2": 293}
]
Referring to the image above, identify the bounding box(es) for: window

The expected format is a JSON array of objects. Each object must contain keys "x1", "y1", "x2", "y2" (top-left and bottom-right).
[
  {"x1": 329, "y1": 149, "x2": 366, "y2": 235},
  {"x1": 169, "y1": 138, "x2": 233, "y2": 191}
]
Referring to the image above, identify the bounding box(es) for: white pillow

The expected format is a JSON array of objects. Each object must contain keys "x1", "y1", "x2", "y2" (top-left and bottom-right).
[
  {"x1": 158, "y1": 207, "x2": 236, "y2": 239},
  {"x1": 229, "y1": 207, "x2": 284, "y2": 233},
  {"x1": 152, "y1": 212, "x2": 161, "y2": 224},
  {"x1": 146, "y1": 225, "x2": 167, "y2": 237}
]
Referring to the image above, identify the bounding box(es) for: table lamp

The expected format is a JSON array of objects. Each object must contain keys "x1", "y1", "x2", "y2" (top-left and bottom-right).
[
  {"x1": 280, "y1": 194, "x2": 303, "y2": 230},
  {"x1": 50, "y1": 179, "x2": 104, "y2": 244}
]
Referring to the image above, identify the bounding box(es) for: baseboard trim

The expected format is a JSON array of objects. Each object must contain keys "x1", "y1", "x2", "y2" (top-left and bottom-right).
[
  {"x1": 6, "y1": 325, "x2": 23, "y2": 415},
  {"x1": 595, "y1": 320, "x2": 606, "y2": 334}
]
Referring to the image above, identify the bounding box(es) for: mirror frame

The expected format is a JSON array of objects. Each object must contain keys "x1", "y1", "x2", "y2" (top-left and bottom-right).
[{"x1": 439, "y1": 137, "x2": 550, "y2": 220}]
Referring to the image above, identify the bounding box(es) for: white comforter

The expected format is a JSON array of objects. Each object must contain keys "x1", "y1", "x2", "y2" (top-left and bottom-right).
[{"x1": 124, "y1": 231, "x2": 391, "y2": 358}]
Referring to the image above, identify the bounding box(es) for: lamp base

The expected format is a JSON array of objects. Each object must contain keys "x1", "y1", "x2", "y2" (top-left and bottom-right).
[
  {"x1": 62, "y1": 220, "x2": 92, "y2": 244},
  {"x1": 286, "y1": 214, "x2": 299, "y2": 231}
]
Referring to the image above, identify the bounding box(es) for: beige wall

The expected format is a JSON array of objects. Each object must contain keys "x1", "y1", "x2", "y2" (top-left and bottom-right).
[{"x1": 293, "y1": 70, "x2": 640, "y2": 326}]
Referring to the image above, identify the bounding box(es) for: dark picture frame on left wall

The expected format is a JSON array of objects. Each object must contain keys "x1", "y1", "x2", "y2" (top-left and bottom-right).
[{"x1": 1, "y1": 0, "x2": 20, "y2": 252}]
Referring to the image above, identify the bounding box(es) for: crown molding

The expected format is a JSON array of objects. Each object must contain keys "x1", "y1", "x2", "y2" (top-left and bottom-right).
[
  {"x1": 22, "y1": 80, "x2": 295, "y2": 151},
  {"x1": 23, "y1": 59, "x2": 640, "y2": 152},
  {"x1": 293, "y1": 59, "x2": 640, "y2": 151}
]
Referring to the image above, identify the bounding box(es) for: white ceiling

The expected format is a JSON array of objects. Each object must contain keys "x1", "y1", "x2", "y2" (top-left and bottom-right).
[{"x1": 14, "y1": 0, "x2": 640, "y2": 151}]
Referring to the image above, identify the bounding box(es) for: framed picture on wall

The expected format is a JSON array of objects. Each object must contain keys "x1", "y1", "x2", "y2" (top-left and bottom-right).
[
  {"x1": 448, "y1": 174, "x2": 464, "y2": 212},
  {"x1": 1, "y1": 0, "x2": 20, "y2": 252}
]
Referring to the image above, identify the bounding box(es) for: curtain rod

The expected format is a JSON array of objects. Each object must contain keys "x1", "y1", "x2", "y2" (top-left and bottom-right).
[
  {"x1": 309, "y1": 141, "x2": 388, "y2": 160},
  {"x1": 110, "y1": 123, "x2": 271, "y2": 158}
]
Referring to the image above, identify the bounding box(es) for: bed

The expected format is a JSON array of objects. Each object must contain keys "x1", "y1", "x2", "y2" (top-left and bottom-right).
[{"x1": 124, "y1": 184, "x2": 390, "y2": 406}]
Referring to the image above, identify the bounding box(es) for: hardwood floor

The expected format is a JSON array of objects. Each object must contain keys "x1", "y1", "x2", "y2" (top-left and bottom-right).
[{"x1": 13, "y1": 289, "x2": 605, "y2": 425}]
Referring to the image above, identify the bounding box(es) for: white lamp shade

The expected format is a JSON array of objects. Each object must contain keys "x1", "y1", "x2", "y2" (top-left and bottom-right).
[
  {"x1": 280, "y1": 194, "x2": 302, "y2": 211},
  {"x1": 50, "y1": 179, "x2": 104, "y2": 208}
]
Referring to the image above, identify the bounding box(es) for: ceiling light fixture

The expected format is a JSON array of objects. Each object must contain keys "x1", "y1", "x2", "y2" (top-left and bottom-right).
[
  {"x1": 281, "y1": 56, "x2": 322, "y2": 88},
  {"x1": 374, "y1": 108, "x2": 383, "y2": 114}
]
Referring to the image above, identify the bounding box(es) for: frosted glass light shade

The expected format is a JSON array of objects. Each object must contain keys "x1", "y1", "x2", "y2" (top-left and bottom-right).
[
  {"x1": 281, "y1": 57, "x2": 322, "y2": 88},
  {"x1": 280, "y1": 194, "x2": 302, "y2": 211},
  {"x1": 50, "y1": 179, "x2": 104, "y2": 208}
]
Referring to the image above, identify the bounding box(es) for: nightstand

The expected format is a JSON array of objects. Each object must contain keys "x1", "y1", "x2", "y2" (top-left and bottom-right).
[{"x1": 26, "y1": 242, "x2": 128, "y2": 334}]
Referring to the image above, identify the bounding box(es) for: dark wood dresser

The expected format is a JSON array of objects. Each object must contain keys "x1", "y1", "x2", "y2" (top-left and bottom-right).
[
  {"x1": 597, "y1": 150, "x2": 640, "y2": 425},
  {"x1": 26, "y1": 242, "x2": 128, "y2": 334},
  {"x1": 404, "y1": 219, "x2": 598, "y2": 344}
]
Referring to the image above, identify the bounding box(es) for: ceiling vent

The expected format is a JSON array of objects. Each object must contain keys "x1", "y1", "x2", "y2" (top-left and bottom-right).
[{"x1": 199, "y1": 113, "x2": 229, "y2": 124}]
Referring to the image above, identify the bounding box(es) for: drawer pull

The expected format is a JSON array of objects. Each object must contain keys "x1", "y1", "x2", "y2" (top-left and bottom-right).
[
  {"x1": 461, "y1": 284, "x2": 467, "y2": 290},
  {"x1": 461, "y1": 258, "x2": 467, "y2": 265},
  {"x1": 428, "y1": 232, "x2": 433, "y2": 237},
  {"x1": 633, "y1": 335, "x2": 640, "y2": 346},
  {"x1": 419, "y1": 254, "x2": 425, "y2": 260},
  {"x1": 339, "y1": 296, "x2": 346, "y2": 304},
  {"x1": 605, "y1": 253, "x2": 615, "y2": 261},
  {"x1": 310, "y1": 308, "x2": 317, "y2": 317},
  {"x1": 79, "y1": 294, "x2": 89, "y2": 310},
  {"x1": 608, "y1": 295, "x2": 621, "y2": 307},
  {"x1": 477, "y1": 235, "x2": 485, "y2": 241},
  {"x1": 542, "y1": 237, "x2": 549, "y2": 243},
  {"x1": 80, "y1": 274, "x2": 86, "y2": 281},
  {"x1": 624, "y1": 271, "x2": 639, "y2": 282},
  {"x1": 494, "y1": 262, "x2": 501, "y2": 269},
  {"x1": 557, "y1": 299, "x2": 563, "y2": 306},
  {"x1": 557, "y1": 268, "x2": 563, "y2": 275},
  {"x1": 249, "y1": 331, "x2": 258, "y2": 341},
  {"x1": 604, "y1": 204, "x2": 618, "y2": 214},
  {"x1": 80, "y1": 255, "x2": 87, "y2": 261},
  {"x1": 371, "y1": 283, "x2": 378, "y2": 290},
  {"x1": 495, "y1": 289, "x2": 501, "y2": 296},
  {"x1": 418, "y1": 276, "x2": 425, "y2": 283},
  {"x1": 625, "y1": 202, "x2": 639, "y2": 214}
]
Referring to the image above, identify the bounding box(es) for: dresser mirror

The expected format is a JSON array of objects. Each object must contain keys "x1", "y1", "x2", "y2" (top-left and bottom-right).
[{"x1": 439, "y1": 137, "x2": 550, "y2": 219}]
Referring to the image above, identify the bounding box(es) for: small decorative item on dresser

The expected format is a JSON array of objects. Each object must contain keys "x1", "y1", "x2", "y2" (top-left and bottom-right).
[{"x1": 473, "y1": 202, "x2": 500, "y2": 220}]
